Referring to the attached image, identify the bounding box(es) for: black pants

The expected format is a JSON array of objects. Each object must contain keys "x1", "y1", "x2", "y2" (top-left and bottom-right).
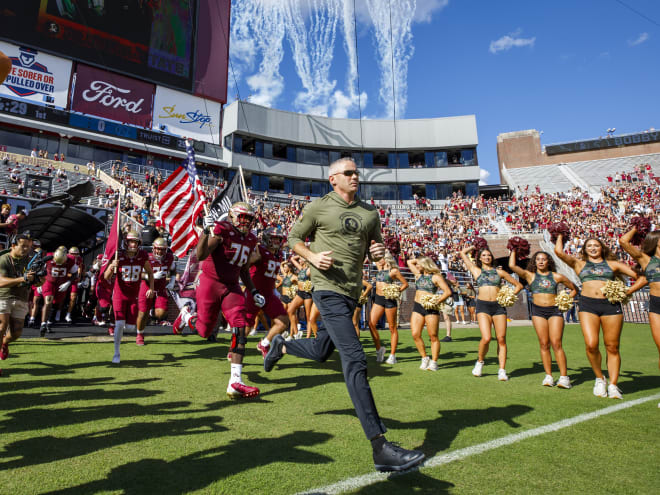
[{"x1": 284, "y1": 290, "x2": 387, "y2": 439}]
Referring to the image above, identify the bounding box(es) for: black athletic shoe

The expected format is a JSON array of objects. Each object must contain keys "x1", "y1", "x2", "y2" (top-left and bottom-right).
[
  {"x1": 39, "y1": 324, "x2": 47, "y2": 337},
  {"x1": 440, "y1": 336, "x2": 452, "y2": 342},
  {"x1": 264, "y1": 334, "x2": 285, "y2": 372},
  {"x1": 207, "y1": 334, "x2": 217, "y2": 342},
  {"x1": 373, "y1": 441, "x2": 425, "y2": 472}
]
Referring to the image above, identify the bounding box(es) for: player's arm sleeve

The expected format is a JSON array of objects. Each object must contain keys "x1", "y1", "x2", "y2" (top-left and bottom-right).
[{"x1": 287, "y1": 202, "x2": 316, "y2": 249}]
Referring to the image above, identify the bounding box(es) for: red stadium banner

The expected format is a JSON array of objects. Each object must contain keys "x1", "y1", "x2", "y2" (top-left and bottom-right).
[{"x1": 70, "y1": 64, "x2": 154, "y2": 128}]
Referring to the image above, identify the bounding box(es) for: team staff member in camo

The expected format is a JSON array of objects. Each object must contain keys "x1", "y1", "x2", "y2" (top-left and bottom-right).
[
  {"x1": 0, "y1": 233, "x2": 44, "y2": 369},
  {"x1": 263, "y1": 157, "x2": 425, "y2": 473}
]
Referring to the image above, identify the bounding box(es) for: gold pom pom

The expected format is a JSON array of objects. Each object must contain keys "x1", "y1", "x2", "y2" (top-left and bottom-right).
[
  {"x1": 383, "y1": 283, "x2": 401, "y2": 300},
  {"x1": 554, "y1": 291, "x2": 574, "y2": 312},
  {"x1": 301, "y1": 280, "x2": 313, "y2": 292},
  {"x1": 600, "y1": 280, "x2": 630, "y2": 304},
  {"x1": 358, "y1": 294, "x2": 369, "y2": 306},
  {"x1": 284, "y1": 286, "x2": 298, "y2": 299},
  {"x1": 420, "y1": 294, "x2": 442, "y2": 310},
  {"x1": 496, "y1": 285, "x2": 518, "y2": 308}
]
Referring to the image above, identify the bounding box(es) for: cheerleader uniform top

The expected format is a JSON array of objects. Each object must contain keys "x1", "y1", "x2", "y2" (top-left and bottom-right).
[
  {"x1": 415, "y1": 274, "x2": 437, "y2": 293},
  {"x1": 376, "y1": 270, "x2": 393, "y2": 283},
  {"x1": 529, "y1": 272, "x2": 558, "y2": 295},
  {"x1": 645, "y1": 256, "x2": 660, "y2": 283},
  {"x1": 579, "y1": 260, "x2": 614, "y2": 283},
  {"x1": 476, "y1": 269, "x2": 501, "y2": 287}
]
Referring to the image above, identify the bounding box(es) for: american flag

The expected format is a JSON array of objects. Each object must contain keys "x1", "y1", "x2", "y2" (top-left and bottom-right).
[{"x1": 157, "y1": 140, "x2": 207, "y2": 257}]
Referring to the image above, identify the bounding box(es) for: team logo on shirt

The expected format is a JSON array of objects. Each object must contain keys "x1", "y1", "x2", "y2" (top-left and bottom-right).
[
  {"x1": 540, "y1": 279, "x2": 552, "y2": 288},
  {"x1": 340, "y1": 213, "x2": 362, "y2": 235}
]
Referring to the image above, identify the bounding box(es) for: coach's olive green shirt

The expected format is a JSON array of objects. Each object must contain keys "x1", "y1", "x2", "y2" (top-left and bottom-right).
[
  {"x1": 288, "y1": 191, "x2": 382, "y2": 300},
  {"x1": 0, "y1": 252, "x2": 31, "y2": 300}
]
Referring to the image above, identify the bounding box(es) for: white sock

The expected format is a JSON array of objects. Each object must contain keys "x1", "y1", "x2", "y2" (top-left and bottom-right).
[
  {"x1": 261, "y1": 337, "x2": 271, "y2": 346},
  {"x1": 114, "y1": 320, "x2": 126, "y2": 356},
  {"x1": 229, "y1": 364, "x2": 243, "y2": 386},
  {"x1": 136, "y1": 330, "x2": 143, "y2": 335},
  {"x1": 66, "y1": 312, "x2": 71, "y2": 318}
]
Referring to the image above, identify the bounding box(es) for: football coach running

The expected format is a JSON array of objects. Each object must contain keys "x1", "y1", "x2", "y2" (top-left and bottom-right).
[{"x1": 264, "y1": 157, "x2": 425, "y2": 472}]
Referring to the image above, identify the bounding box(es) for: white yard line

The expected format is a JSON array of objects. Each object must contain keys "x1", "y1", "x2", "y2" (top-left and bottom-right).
[{"x1": 298, "y1": 392, "x2": 660, "y2": 495}]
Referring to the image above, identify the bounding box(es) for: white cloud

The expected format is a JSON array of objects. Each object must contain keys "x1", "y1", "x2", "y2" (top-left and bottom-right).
[
  {"x1": 413, "y1": 0, "x2": 450, "y2": 23},
  {"x1": 489, "y1": 29, "x2": 535, "y2": 54},
  {"x1": 628, "y1": 32, "x2": 649, "y2": 46},
  {"x1": 479, "y1": 169, "x2": 490, "y2": 185}
]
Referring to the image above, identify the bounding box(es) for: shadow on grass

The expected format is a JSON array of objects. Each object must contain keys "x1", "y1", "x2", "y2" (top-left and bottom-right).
[
  {"x1": 0, "y1": 415, "x2": 228, "y2": 469},
  {"x1": 41, "y1": 430, "x2": 334, "y2": 495},
  {"x1": 317, "y1": 403, "x2": 533, "y2": 459},
  {"x1": 350, "y1": 471, "x2": 454, "y2": 494},
  {"x1": 567, "y1": 366, "x2": 660, "y2": 393}
]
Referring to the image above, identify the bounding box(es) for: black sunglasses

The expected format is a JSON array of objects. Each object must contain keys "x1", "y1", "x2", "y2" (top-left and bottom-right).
[{"x1": 332, "y1": 169, "x2": 360, "y2": 177}]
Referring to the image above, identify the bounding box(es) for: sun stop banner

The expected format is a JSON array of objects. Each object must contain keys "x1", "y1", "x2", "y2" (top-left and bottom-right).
[
  {"x1": 70, "y1": 64, "x2": 155, "y2": 128},
  {"x1": 152, "y1": 86, "x2": 221, "y2": 144},
  {"x1": 0, "y1": 41, "x2": 72, "y2": 108}
]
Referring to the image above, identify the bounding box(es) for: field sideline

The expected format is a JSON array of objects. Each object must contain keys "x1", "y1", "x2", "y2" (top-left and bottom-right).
[{"x1": 1, "y1": 322, "x2": 659, "y2": 494}]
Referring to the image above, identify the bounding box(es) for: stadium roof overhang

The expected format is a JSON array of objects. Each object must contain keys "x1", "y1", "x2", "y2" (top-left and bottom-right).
[{"x1": 0, "y1": 113, "x2": 228, "y2": 167}]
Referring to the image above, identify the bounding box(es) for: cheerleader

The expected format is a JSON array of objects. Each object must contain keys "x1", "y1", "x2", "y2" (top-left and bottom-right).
[
  {"x1": 554, "y1": 235, "x2": 640, "y2": 399},
  {"x1": 276, "y1": 262, "x2": 297, "y2": 337},
  {"x1": 509, "y1": 250, "x2": 577, "y2": 388},
  {"x1": 406, "y1": 257, "x2": 452, "y2": 371},
  {"x1": 619, "y1": 228, "x2": 660, "y2": 371},
  {"x1": 288, "y1": 255, "x2": 312, "y2": 339},
  {"x1": 460, "y1": 246, "x2": 522, "y2": 381},
  {"x1": 353, "y1": 273, "x2": 373, "y2": 336},
  {"x1": 368, "y1": 252, "x2": 408, "y2": 364}
]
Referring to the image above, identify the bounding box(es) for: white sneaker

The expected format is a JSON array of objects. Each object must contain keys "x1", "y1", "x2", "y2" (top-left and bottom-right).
[
  {"x1": 295, "y1": 332, "x2": 303, "y2": 340},
  {"x1": 285, "y1": 336, "x2": 293, "y2": 342},
  {"x1": 472, "y1": 360, "x2": 484, "y2": 377},
  {"x1": 376, "y1": 346, "x2": 386, "y2": 363},
  {"x1": 420, "y1": 356, "x2": 430, "y2": 370},
  {"x1": 385, "y1": 354, "x2": 397, "y2": 365},
  {"x1": 607, "y1": 383, "x2": 623, "y2": 399},
  {"x1": 65, "y1": 314, "x2": 72, "y2": 323},
  {"x1": 593, "y1": 378, "x2": 608, "y2": 398},
  {"x1": 248, "y1": 329, "x2": 257, "y2": 336},
  {"x1": 498, "y1": 369, "x2": 509, "y2": 381},
  {"x1": 542, "y1": 375, "x2": 554, "y2": 387},
  {"x1": 112, "y1": 353, "x2": 120, "y2": 364},
  {"x1": 427, "y1": 360, "x2": 438, "y2": 371},
  {"x1": 557, "y1": 376, "x2": 572, "y2": 389}
]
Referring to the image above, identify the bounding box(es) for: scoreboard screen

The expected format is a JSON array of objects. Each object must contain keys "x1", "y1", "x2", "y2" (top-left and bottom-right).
[{"x1": 0, "y1": 0, "x2": 197, "y2": 93}]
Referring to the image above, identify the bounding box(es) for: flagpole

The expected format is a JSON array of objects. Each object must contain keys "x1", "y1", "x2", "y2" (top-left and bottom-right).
[
  {"x1": 238, "y1": 165, "x2": 249, "y2": 203},
  {"x1": 114, "y1": 194, "x2": 121, "y2": 272}
]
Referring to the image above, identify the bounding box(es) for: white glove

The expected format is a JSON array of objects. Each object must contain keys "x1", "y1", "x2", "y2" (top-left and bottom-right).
[
  {"x1": 203, "y1": 214, "x2": 215, "y2": 232},
  {"x1": 37, "y1": 286, "x2": 43, "y2": 295},
  {"x1": 251, "y1": 290, "x2": 265, "y2": 308},
  {"x1": 58, "y1": 281, "x2": 72, "y2": 292},
  {"x1": 153, "y1": 270, "x2": 167, "y2": 280}
]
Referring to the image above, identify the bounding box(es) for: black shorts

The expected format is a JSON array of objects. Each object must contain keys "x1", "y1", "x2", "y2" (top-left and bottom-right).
[
  {"x1": 298, "y1": 290, "x2": 312, "y2": 300},
  {"x1": 649, "y1": 294, "x2": 660, "y2": 315},
  {"x1": 412, "y1": 301, "x2": 439, "y2": 317},
  {"x1": 465, "y1": 298, "x2": 476, "y2": 308},
  {"x1": 374, "y1": 293, "x2": 397, "y2": 309},
  {"x1": 578, "y1": 294, "x2": 622, "y2": 317},
  {"x1": 476, "y1": 299, "x2": 506, "y2": 317},
  {"x1": 281, "y1": 295, "x2": 292, "y2": 304},
  {"x1": 530, "y1": 302, "x2": 563, "y2": 319}
]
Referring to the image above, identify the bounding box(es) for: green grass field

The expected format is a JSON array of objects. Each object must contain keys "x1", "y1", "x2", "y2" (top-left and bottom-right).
[{"x1": 1, "y1": 323, "x2": 659, "y2": 494}]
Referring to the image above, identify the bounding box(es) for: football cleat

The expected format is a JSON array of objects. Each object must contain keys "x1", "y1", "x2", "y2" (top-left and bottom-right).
[
  {"x1": 0, "y1": 343, "x2": 8, "y2": 360},
  {"x1": 136, "y1": 334, "x2": 145, "y2": 346},
  {"x1": 172, "y1": 314, "x2": 184, "y2": 335},
  {"x1": 257, "y1": 342, "x2": 270, "y2": 359},
  {"x1": 226, "y1": 382, "x2": 260, "y2": 399}
]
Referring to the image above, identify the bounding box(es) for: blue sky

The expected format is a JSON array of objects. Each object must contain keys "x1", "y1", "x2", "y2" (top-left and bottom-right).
[{"x1": 227, "y1": 0, "x2": 659, "y2": 185}]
